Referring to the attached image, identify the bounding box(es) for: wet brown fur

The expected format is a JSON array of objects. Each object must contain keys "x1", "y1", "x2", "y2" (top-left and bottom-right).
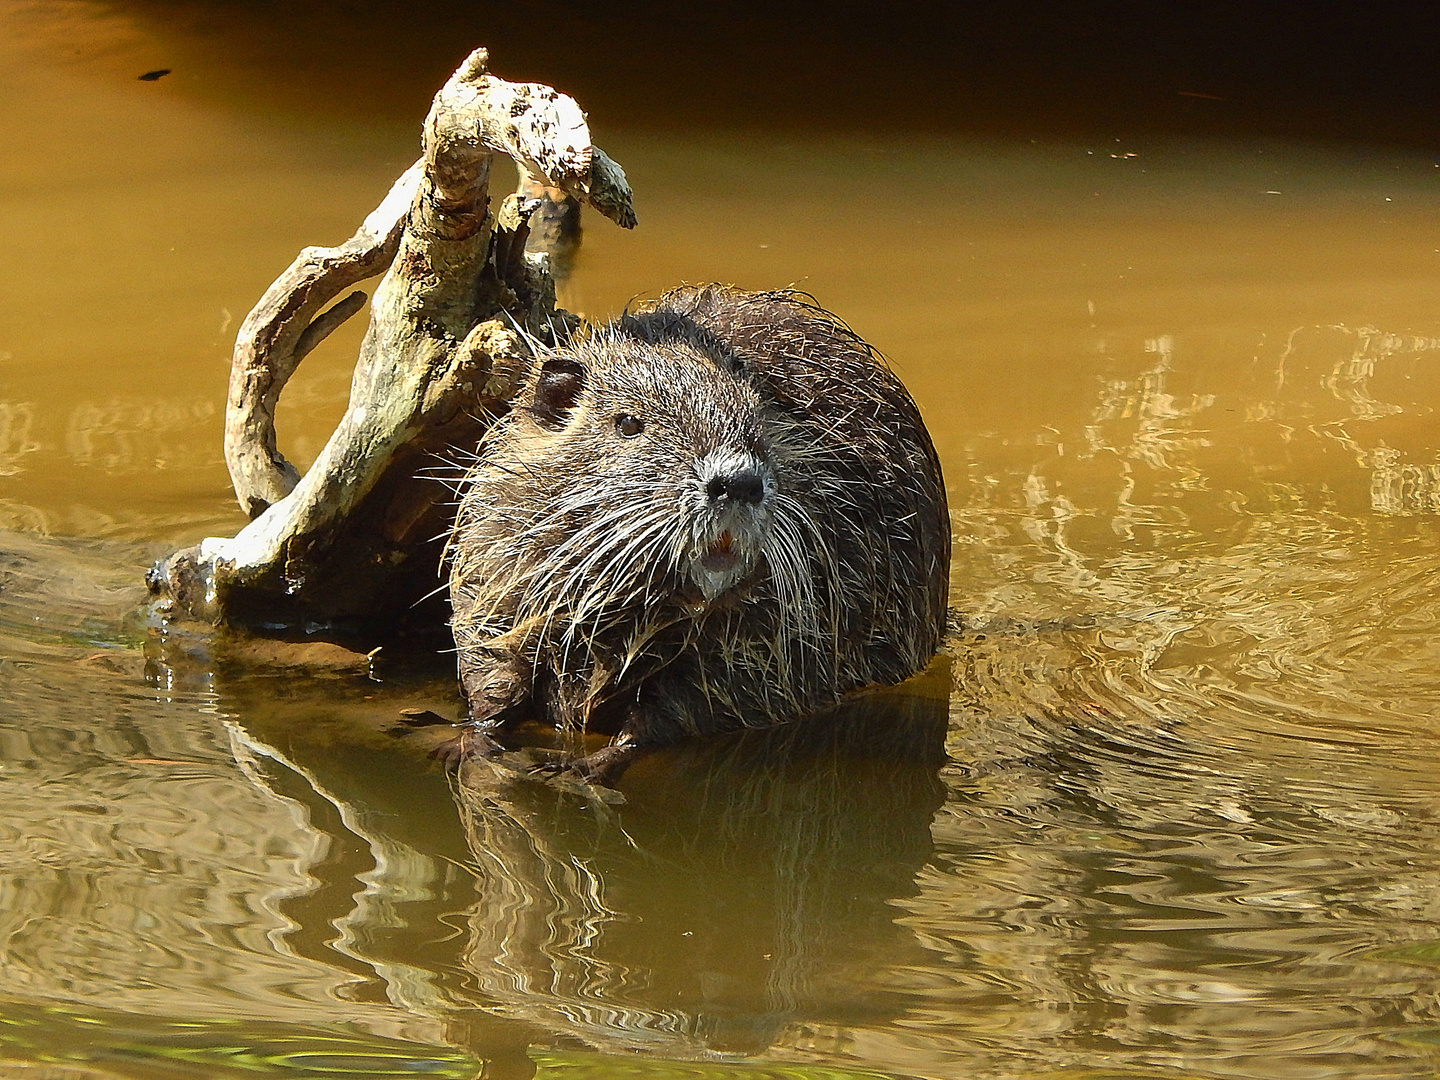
[{"x1": 444, "y1": 286, "x2": 949, "y2": 781}]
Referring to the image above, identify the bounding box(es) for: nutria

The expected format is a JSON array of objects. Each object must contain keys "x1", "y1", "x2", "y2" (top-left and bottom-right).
[{"x1": 443, "y1": 286, "x2": 950, "y2": 783}]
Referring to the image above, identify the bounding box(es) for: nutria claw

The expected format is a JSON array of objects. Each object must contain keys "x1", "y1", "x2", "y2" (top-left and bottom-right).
[
  {"x1": 430, "y1": 723, "x2": 507, "y2": 772},
  {"x1": 528, "y1": 741, "x2": 642, "y2": 788}
]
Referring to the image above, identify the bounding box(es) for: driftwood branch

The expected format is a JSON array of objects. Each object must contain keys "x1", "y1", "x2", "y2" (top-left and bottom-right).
[{"x1": 149, "y1": 48, "x2": 636, "y2": 638}]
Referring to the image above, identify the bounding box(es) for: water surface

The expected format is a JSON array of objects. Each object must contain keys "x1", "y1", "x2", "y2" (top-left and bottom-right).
[{"x1": 3, "y1": 5, "x2": 1440, "y2": 1078}]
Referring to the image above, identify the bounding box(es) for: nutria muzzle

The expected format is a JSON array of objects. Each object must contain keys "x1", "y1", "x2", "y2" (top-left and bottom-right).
[{"x1": 688, "y1": 447, "x2": 774, "y2": 599}]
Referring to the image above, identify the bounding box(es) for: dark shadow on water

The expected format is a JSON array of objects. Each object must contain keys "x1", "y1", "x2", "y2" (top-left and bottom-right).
[{"x1": 102, "y1": 1, "x2": 1440, "y2": 147}]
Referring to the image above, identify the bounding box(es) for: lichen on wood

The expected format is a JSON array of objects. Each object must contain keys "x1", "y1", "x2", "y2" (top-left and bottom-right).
[{"x1": 147, "y1": 48, "x2": 635, "y2": 638}]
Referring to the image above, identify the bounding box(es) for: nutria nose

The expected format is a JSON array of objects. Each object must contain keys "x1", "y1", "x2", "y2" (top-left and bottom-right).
[{"x1": 706, "y1": 469, "x2": 766, "y2": 505}]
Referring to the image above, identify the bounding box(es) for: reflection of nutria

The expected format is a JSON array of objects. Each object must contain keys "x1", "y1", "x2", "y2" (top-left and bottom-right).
[
  {"x1": 451, "y1": 685, "x2": 950, "y2": 1058},
  {"x1": 444, "y1": 286, "x2": 949, "y2": 782}
]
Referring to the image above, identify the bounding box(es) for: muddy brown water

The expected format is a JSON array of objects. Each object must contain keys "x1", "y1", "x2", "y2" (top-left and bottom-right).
[{"x1": 4, "y1": 5, "x2": 1440, "y2": 1079}]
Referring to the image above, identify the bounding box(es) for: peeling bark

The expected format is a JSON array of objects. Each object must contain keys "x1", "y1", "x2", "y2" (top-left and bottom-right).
[{"x1": 148, "y1": 48, "x2": 635, "y2": 638}]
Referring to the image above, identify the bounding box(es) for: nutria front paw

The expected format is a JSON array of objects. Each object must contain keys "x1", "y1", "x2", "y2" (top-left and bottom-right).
[
  {"x1": 530, "y1": 741, "x2": 643, "y2": 788},
  {"x1": 430, "y1": 724, "x2": 506, "y2": 772}
]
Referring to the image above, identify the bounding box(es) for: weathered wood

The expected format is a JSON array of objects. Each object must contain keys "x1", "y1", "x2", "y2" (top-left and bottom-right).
[{"x1": 149, "y1": 48, "x2": 635, "y2": 638}]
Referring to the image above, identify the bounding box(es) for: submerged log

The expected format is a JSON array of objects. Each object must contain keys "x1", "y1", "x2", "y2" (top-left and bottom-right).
[{"x1": 147, "y1": 49, "x2": 635, "y2": 638}]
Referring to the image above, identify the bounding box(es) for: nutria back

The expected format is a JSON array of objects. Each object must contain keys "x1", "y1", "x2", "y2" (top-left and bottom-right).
[{"x1": 446, "y1": 286, "x2": 949, "y2": 771}]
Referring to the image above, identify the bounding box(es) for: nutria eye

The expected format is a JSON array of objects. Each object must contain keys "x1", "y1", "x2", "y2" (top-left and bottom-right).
[{"x1": 615, "y1": 413, "x2": 645, "y2": 438}]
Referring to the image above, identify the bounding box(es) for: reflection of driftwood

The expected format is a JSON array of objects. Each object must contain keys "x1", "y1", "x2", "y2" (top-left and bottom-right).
[
  {"x1": 147, "y1": 49, "x2": 634, "y2": 637},
  {"x1": 450, "y1": 678, "x2": 949, "y2": 1057}
]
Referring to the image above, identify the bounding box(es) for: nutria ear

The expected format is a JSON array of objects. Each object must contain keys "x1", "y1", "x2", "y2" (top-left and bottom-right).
[{"x1": 531, "y1": 357, "x2": 586, "y2": 428}]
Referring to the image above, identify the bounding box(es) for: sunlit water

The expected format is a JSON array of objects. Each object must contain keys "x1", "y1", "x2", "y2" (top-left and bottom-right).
[{"x1": 3, "y1": 4, "x2": 1440, "y2": 1078}]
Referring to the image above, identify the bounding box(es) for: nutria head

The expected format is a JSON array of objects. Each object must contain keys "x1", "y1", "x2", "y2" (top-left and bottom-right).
[
  {"x1": 450, "y1": 312, "x2": 838, "y2": 673},
  {"x1": 525, "y1": 327, "x2": 779, "y2": 602}
]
